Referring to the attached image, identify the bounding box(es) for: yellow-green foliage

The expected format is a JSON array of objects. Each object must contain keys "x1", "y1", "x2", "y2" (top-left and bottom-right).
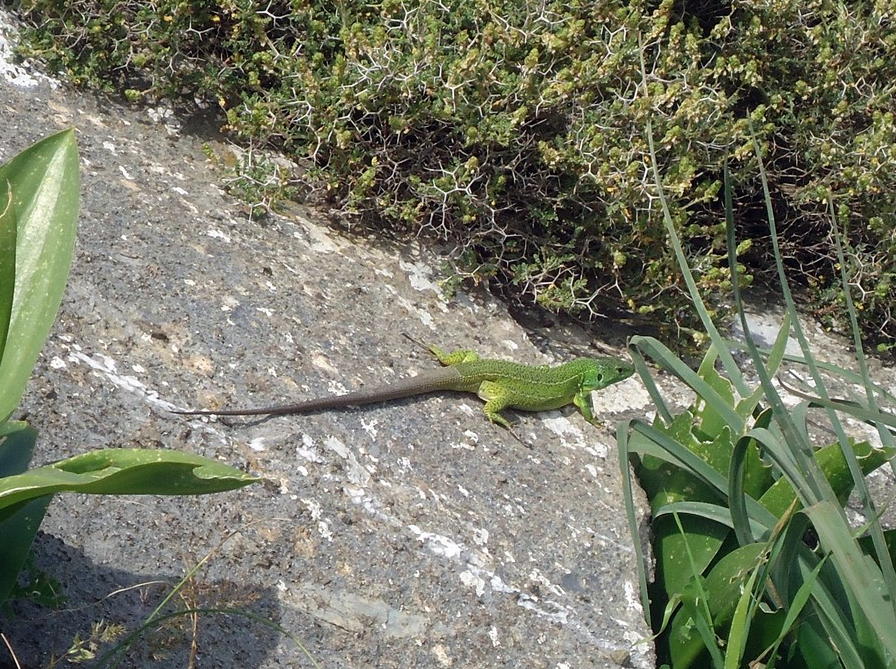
[{"x1": 13, "y1": 0, "x2": 896, "y2": 345}]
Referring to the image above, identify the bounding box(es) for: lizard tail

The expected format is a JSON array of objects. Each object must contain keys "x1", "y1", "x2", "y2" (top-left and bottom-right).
[{"x1": 172, "y1": 366, "x2": 466, "y2": 417}]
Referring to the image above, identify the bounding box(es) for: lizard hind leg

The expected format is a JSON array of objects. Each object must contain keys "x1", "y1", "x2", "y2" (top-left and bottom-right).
[
  {"x1": 400, "y1": 333, "x2": 480, "y2": 366},
  {"x1": 477, "y1": 380, "x2": 514, "y2": 429},
  {"x1": 428, "y1": 345, "x2": 480, "y2": 366},
  {"x1": 473, "y1": 380, "x2": 530, "y2": 447}
]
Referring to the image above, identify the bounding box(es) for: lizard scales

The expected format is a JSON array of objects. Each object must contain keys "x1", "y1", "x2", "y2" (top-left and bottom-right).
[{"x1": 174, "y1": 346, "x2": 633, "y2": 429}]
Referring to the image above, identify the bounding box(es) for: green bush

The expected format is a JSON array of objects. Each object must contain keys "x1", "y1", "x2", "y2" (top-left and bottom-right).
[
  {"x1": 616, "y1": 116, "x2": 896, "y2": 667},
  {"x1": 10, "y1": 0, "x2": 896, "y2": 347}
]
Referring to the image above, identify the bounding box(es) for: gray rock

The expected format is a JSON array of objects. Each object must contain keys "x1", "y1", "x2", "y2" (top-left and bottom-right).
[{"x1": 0, "y1": 11, "x2": 653, "y2": 668}]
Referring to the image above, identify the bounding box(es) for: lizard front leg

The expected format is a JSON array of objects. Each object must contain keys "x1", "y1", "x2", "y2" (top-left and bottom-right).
[{"x1": 573, "y1": 390, "x2": 597, "y2": 425}]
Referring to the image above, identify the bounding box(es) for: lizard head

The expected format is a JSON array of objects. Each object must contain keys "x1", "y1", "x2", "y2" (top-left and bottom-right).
[{"x1": 580, "y1": 358, "x2": 634, "y2": 392}]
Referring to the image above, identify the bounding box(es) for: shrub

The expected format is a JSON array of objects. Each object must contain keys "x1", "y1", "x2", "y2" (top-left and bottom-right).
[{"x1": 9, "y1": 0, "x2": 896, "y2": 347}]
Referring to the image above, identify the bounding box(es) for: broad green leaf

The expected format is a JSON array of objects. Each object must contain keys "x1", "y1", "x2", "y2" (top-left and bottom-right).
[
  {"x1": 0, "y1": 424, "x2": 48, "y2": 605},
  {"x1": 632, "y1": 417, "x2": 749, "y2": 595},
  {"x1": 692, "y1": 419, "x2": 774, "y2": 511},
  {"x1": 634, "y1": 412, "x2": 721, "y2": 509},
  {"x1": 695, "y1": 345, "x2": 735, "y2": 440},
  {"x1": 674, "y1": 598, "x2": 725, "y2": 669},
  {"x1": 634, "y1": 412, "x2": 758, "y2": 508},
  {"x1": 670, "y1": 511, "x2": 726, "y2": 669},
  {"x1": 633, "y1": 417, "x2": 734, "y2": 597},
  {"x1": 0, "y1": 448, "x2": 257, "y2": 511},
  {"x1": 692, "y1": 425, "x2": 735, "y2": 479},
  {"x1": 652, "y1": 514, "x2": 730, "y2": 600},
  {"x1": 740, "y1": 408, "x2": 776, "y2": 499},
  {"x1": 634, "y1": 411, "x2": 774, "y2": 596},
  {"x1": 0, "y1": 129, "x2": 79, "y2": 422},
  {"x1": 0, "y1": 421, "x2": 36, "y2": 477},
  {"x1": 669, "y1": 542, "x2": 766, "y2": 667},
  {"x1": 0, "y1": 419, "x2": 29, "y2": 438},
  {"x1": 0, "y1": 179, "x2": 14, "y2": 365},
  {"x1": 760, "y1": 441, "x2": 895, "y2": 517},
  {"x1": 804, "y1": 501, "x2": 896, "y2": 665},
  {"x1": 0, "y1": 496, "x2": 51, "y2": 606}
]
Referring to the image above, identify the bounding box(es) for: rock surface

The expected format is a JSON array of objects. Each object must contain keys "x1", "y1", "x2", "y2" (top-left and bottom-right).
[{"x1": 0, "y1": 11, "x2": 654, "y2": 668}]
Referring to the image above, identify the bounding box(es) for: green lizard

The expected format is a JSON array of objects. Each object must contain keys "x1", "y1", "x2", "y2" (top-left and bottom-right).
[{"x1": 173, "y1": 345, "x2": 634, "y2": 429}]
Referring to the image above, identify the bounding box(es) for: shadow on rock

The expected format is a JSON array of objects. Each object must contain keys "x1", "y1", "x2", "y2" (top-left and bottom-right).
[{"x1": 1, "y1": 532, "x2": 287, "y2": 668}]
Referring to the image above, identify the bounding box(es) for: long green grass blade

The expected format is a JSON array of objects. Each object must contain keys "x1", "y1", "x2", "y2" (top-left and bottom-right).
[
  {"x1": 770, "y1": 512, "x2": 814, "y2": 605},
  {"x1": 789, "y1": 364, "x2": 896, "y2": 404},
  {"x1": 627, "y1": 346, "x2": 674, "y2": 424},
  {"x1": 725, "y1": 341, "x2": 896, "y2": 405},
  {"x1": 725, "y1": 555, "x2": 763, "y2": 669},
  {"x1": 722, "y1": 161, "x2": 831, "y2": 506},
  {"x1": 760, "y1": 554, "x2": 827, "y2": 668},
  {"x1": 637, "y1": 39, "x2": 748, "y2": 399},
  {"x1": 742, "y1": 136, "x2": 896, "y2": 604},
  {"x1": 828, "y1": 195, "x2": 893, "y2": 434},
  {"x1": 776, "y1": 556, "x2": 826, "y2": 642},
  {"x1": 629, "y1": 336, "x2": 743, "y2": 432},
  {"x1": 616, "y1": 420, "x2": 652, "y2": 622},
  {"x1": 729, "y1": 433, "x2": 759, "y2": 545},
  {"x1": 769, "y1": 511, "x2": 859, "y2": 667},
  {"x1": 735, "y1": 311, "x2": 791, "y2": 420},
  {"x1": 748, "y1": 132, "x2": 892, "y2": 571},
  {"x1": 653, "y1": 501, "x2": 772, "y2": 537},
  {"x1": 786, "y1": 394, "x2": 896, "y2": 430},
  {"x1": 826, "y1": 194, "x2": 892, "y2": 450}
]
